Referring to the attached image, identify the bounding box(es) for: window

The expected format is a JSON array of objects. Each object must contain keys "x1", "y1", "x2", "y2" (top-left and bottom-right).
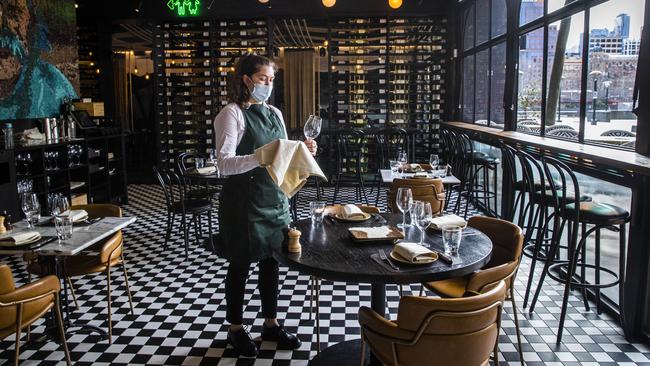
[
  {"x1": 512, "y1": 0, "x2": 644, "y2": 149},
  {"x1": 460, "y1": 0, "x2": 511, "y2": 128}
]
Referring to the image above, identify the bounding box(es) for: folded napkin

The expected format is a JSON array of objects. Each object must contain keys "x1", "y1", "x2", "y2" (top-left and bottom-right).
[
  {"x1": 192, "y1": 166, "x2": 217, "y2": 175},
  {"x1": 21, "y1": 127, "x2": 45, "y2": 140},
  {"x1": 349, "y1": 226, "x2": 393, "y2": 239},
  {"x1": 393, "y1": 241, "x2": 437, "y2": 263},
  {"x1": 428, "y1": 214, "x2": 467, "y2": 230},
  {"x1": 254, "y1": 139, "x2": 327, "y2": 198},
  {"x1": 0, "y1": 231, "x2": 41, "y2": 246},
  {"x1": 342, "y1": 204, "x2": 366, "y2": 219},
  {"x1": 58, "y1": 209, "x2": 88, "y2": 223}
]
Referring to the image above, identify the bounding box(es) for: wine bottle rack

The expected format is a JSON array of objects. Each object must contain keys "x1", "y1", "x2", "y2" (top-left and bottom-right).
[{"x1": 153, "y1": 19, "x2": 268, "y2": 168}]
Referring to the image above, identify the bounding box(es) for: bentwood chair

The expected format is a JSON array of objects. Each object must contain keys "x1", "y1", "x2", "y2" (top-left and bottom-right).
[
  {"x1": 387, "y1": 178, "x2": 445, "y2": 216},
  {"x1": 372, "y1": 128, "x2": 409, "y2": 205},
  {"x1": 0, "y1": 264, "x2": 71, "y2": 366},
  {"x1": 359, "y1": 280, "x2": 507, "y2": 366},
  {"x1": 527, "y1": 156, "x2": 630, "y2": 343},
  {"x1": 176, "y1": 152, "x2": 221, "y2": 201},
  {"x1": 332, "y1": 129, "x2": 369, "y2": 205},
  {"x1": 422, "y1": 216, "x2": 525, "y2": 365},
  {"x1": 25, "y1": 204, "x2": 135, "y2": 345},
  {"x1": 153, "y1": 166, "x2": 213, "y2": 257}
]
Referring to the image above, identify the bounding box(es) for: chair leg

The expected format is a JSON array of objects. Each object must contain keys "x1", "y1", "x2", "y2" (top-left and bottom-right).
[
  {"x1": 360, "y1": 335, "x2": 366, "y2": 366},
  {"x1": 66, "y1": 277, "x2": 79, "y2": 309},
  {"x1": 580, "y1": 223, "x2": 590, "y2": 312},
  {"x1": 182, "y1": 215, "x2": 189, "y2": 258},
  {"x1": 164, "y1": 212, "x2": 173, "y2": 250},
  {"x1": 14, "y1": 303, "x2": 23, "y2": 366},
  {"x1": 493, "y1": 337, "x2": 500, "y2": 366},
  {"x1": 54, "y1": 293, "x2": 72, "y2": 366},
  {"x1": 555, "y1": 232, "x2": 585, "y2": 344},
  {"x1": 595, "y1": 228, "x2": 602, "y2": 314},
  {"x1": 121, "y1": 255, "x2": 135, "y2": 316},
  {"x1": 510, "y1": 286, "x2": 525, "y2": 366},
  {"x1": 106, "y1": 266, "x2": 113, "y2": 344}
]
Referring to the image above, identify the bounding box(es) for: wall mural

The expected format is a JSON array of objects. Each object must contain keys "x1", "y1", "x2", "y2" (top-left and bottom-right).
[{"x1": 0, "y1": 0, "x2": 79, "y2": 120}]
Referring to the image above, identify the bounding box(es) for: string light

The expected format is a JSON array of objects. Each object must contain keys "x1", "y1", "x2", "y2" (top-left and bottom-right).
[
  {"x1": 95, "y1": 69, "x2": 100, "y2": 74},
  {"x1": 134, "y1": 68, "x2": 138, "y2": 74},
  {"x1": 322, "y1": 0, "x2": 336, "y2": 7},
  {"x1": 388, "y1": 0, "x2": 402, "y2": 9},
  {"x1": 145, "y1": 74, "x2": 150, "y2": 80}
]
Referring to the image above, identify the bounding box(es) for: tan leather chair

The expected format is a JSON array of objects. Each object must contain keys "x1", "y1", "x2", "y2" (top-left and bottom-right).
[
  {"x1": 387, "y1": 178, "x2": 445, "y2": 216},
  {"x1": 0, "y1": 264, "x2": 71, "y2": 366},
  {"x1": 423, "y1": 216, "x2": 525, "y2": 365},
  {"x1": 25, "y1": 204, "x2": 134, "y2": 344},
  {"x1": 359, "y1": 280, "x2": 507, "y2": 366}
]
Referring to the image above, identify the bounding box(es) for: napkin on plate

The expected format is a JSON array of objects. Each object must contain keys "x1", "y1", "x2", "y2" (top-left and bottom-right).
[
  {"x1": 428, "y1": 214, "x2": 467, "y2": 230},
  {"x1": 0, "y1": 231, "x2": 41, "y2": 246},
  {"x1": 193, "y1": 166, "x2": 217, "y2": 175},
  {"x1": 254, "y1": 139, "x2": 327, "y2": 198},
  {"x1": 393, "y1": 241, "x2": 437, "y2": 263},
  {"x1": 67, "y1": 209, "x2": 89, "y2": 223},
  {"x1": 341, "y1": 204, "x2": 366, "y2": 219}
]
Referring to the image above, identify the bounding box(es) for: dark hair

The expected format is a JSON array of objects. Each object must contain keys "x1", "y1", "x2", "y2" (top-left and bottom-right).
[{"x1": 229, "y1": 53, "x2": 277, "y2": 107}]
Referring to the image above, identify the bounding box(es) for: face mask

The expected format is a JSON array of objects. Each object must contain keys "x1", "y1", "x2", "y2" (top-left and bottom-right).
[{"x1": 250, "y1": 83, "x2": 273, "y2": 102}]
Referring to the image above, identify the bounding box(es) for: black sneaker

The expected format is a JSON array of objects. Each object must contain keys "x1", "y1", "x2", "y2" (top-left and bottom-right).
[
  {"x1": 261, "y1": 323, "x2": 302, "y2": 350},
  {"x1": 227, "y1": 327, "x2": 258, "y2": 357}
]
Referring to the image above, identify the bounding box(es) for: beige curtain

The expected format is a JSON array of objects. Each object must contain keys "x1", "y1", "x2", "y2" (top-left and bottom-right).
[
  {"x1": 283, "y1": 49, "x2": 316, "y2": 129},
  {"x1": 113, "y1": 54, "x2": 132, "y2": 130}
]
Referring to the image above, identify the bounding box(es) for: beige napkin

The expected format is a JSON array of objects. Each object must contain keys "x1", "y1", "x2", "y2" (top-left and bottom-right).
[
  {"x1": 254, "y1": 139, "x2": 326, "y2": 198},
  {"x1": 63, "y1": 209, "x2": 88, "y2": 223},
  {"x1": 348, "y1": 226, "x2": 393, "y2": 239},
  {"x1": 342, "y1": 204, "x2": 366, "y2": 219},
  {"x1": 193, "y1": 166, "x2": 217, "y2": 175},
  {"x1": 428, "y1": 214, "x2": 467, "y2": 230},
  {"x1": 0, "y1": 231, "x2": 41, "y2": 246},
  {"x1": 393, "y1": 242, "x2": 437, "y2": 263}
]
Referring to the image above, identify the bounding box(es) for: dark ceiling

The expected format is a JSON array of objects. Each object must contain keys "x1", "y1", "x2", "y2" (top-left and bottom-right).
[{"x1": 77, "y1": 0, "x2": 453, "y2": 22}]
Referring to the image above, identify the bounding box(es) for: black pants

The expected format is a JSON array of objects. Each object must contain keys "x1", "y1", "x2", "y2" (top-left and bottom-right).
[{"x1": 225, "y1": 257, "x2": 279, "y2": 325}]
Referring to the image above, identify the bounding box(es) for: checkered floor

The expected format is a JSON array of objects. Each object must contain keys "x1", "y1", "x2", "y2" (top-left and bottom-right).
[{"x1": 1, "y1": 184, "x2": 649, "y2": 365}]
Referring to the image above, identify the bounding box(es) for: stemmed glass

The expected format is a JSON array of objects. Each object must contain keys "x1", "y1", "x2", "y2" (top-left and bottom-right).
[
  {"x1": 21, "y1": 193, "x2": 40, "y2": 229},
  {"x1": 429, "y1": 154, "x2": 439, "y2": 170},
  {"x1": 412, "y1": 201, "x2": 433, "y2": 247},
  {"x1": 303, "y1": 115, "x2": 322, "y2": 139},
  {"x1": 397, "y1": 152, "x2": 408, "y2": 174},
  {"x1": 396, "y1": 187, "x2": 413, "y2": 230}
]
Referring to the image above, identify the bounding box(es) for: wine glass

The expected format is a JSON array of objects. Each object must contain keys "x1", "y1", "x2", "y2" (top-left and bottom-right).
[
  {"x1": 413, "y1": 201, "x2": 433, "y2": 247},
  {"x1": 396, "y1": 187, "x2": 413, "y2": 230},
  {"x1": 429, "y1": 154, "x2": 439, "y2": 170},
  {"x1": 21, "y1": 193, "x2": 40, "y2": 229},
  {"x1": 303, "y1": 115, "x2": 322, "y2": 139}
]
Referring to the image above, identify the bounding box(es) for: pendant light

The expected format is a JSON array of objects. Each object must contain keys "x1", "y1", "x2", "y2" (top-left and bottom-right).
[
  {"x1": 258, "y1": 0, "x2": 270, "y2": 3},
  {"x1": 388, "y1": 0, "x2": 402, "y2": 9},
  {"x1": 322, "y1": 0, "x2": 336, "y2": 7}
]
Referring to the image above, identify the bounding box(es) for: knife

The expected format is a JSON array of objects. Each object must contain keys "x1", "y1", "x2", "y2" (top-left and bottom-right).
[
  {"x1": 434, "y1": 250, "x2": 454, "y2": 265},
  {"x1": 29, "y1": 237, "x2": 57, "y2": 250}
]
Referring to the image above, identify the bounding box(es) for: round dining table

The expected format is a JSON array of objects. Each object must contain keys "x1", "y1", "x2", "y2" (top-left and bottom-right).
[{"x1": 272, "y1": 213, "x2": 493, "y2": 365}]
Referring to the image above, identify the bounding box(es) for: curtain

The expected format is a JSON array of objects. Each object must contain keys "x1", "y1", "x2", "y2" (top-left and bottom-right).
[
  {"x1": 283, "y1": 49, "x2": 316, "y2": 129},
  {"x1": 113, "y1": 54, "x2": 131, "y2": 130}
]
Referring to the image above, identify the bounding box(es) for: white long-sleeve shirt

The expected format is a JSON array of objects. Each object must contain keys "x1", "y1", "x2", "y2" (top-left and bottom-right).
[{"x1": 213, "y1": 102, "x2": 288, "y2": 176}]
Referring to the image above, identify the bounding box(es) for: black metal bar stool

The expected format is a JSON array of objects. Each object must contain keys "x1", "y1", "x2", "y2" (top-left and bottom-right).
[
  {"x1": 455, "y1": 133, "x2": 499, "y2": 218},
  {"x1": 528, "y1": 156, "x2": 630, "y2": 344}
]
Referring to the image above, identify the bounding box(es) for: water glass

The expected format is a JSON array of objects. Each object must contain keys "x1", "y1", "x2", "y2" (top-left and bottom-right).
[
  {"x1": 21, "y1": 193, "x2": 40, "y2": 229},
  {"x1": 389, "y1": 160, "x2": 401, "y2": 176},
  {"x1": 396, "y1": 187, "x2": 413, "y2": 229},
  {"x1": 412, "y1": 201, "x2": 432, "y2": 247},
  {"x1": 54, "y1": 215, "x2": 73, "y2": 241},
  {"x1": 310, "y1": 201, "x2": 326, "y2": 223},
  {"x1": 195, "y1": 157, "x2": 205, "y2": 169},
  {"x1": 442, "y1": 225, "x2": 463, "y2": 255}
]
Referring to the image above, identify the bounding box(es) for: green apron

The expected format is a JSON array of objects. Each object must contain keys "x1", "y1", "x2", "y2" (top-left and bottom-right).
[{"x1": 217, "y1": 104, "x2": 290, "y2": 263}]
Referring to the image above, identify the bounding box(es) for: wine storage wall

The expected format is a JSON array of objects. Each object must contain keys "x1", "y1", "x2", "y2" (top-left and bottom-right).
[
  {"x1": 153, "y1": 16, "x2": 446, "y2": 167},
  {"x1": 153, "y1": 20, "x2": 268, "y2": 167}
]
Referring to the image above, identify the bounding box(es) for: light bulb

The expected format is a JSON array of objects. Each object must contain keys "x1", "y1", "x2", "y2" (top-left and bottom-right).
[
  {"x1": 322, "y1": 0, "x2": 336, "y2": 7},
  {"x1": 258, "y1": 0, "x2": 269, "y2": 3},
  {"x1": 388, "y1": 0, "x2": 402, "y2": 9}
]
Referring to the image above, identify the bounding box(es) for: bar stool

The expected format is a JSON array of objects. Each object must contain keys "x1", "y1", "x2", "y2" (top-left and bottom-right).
[
  {"x1": 455, "y1": 133, "x2": 499, "y2": 218},
  {"x1": 527, "y1": 156, "x2": 629, "y2": 343}
]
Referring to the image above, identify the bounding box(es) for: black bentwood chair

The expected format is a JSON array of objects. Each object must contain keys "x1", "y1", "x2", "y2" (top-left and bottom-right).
[
  {"x1": 373, "y1": 127, "x2": 409, "y2": 206},
  {"x1": 153, "y1": 166, "x2": 213, "y2": 257},
  {"x1": 176, "y1": 152, "x2": 221, "y2": 201},
  {"x1": 332, "y1": 129, "x2": 369, "y2": 205},
  {"x1": 527, "y1": 156, "x2": 629, "y2": 343}
]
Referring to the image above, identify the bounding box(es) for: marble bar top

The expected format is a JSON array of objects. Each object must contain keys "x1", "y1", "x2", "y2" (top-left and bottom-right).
[{"x1": 0, "y1": 216, "x2": 137, "y2": 256}]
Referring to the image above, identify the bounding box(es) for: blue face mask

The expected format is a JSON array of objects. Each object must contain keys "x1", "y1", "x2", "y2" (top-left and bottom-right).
[{"x1": 250, "y1": 83, "x2": 273, "y2": 102}]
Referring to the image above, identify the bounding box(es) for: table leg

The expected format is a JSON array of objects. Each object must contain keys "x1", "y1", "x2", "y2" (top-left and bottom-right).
[{"x1": 368, "y1": 284, "x2": 386, "y2": 366}]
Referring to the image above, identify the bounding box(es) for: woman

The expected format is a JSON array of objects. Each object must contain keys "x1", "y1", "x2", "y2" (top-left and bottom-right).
[{"x1": 213, "y1": 54, "x2": 317, "y2": 357}]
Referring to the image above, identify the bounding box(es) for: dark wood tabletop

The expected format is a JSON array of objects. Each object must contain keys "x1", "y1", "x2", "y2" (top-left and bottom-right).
[
  {"x1": 179, "y1": 170, "x2": 228, "y2": 183},
  {"x1": 273, "y1": 213, "x2": 493, "y2": 285}
]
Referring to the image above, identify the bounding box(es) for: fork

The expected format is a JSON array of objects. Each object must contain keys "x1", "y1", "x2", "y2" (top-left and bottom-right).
[{"x1": 378, "y1": 249, "x2": 399, "y2": 271}]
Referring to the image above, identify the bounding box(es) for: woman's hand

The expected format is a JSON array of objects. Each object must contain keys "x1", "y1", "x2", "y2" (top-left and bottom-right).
[{"x1": 304, "y1": 138, "x2": 318, "y2": 156}]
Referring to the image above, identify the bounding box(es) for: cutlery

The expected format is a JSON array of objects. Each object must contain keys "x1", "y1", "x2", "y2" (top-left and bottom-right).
[
  {"x1": 371, "y1": 214, "x2": 387, "y2": 224},
  {"x1": 29, "y1": 237, "x2": 57, "y2": 250},
  {"x1": 433, "y1": 250, "x2": 453, "y2": 265},
  {"x1": 378, "y1": 249, "x2": 399, "y2": 271}
]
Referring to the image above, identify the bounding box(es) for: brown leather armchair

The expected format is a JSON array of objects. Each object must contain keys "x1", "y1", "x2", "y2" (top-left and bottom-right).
[
  {"x1": 25, "y1": 204, "x2": 134, "y2": 344},
  {"x1": 387, "y1": 178, "x2": 446, "y2": 216},
  {"x1": 359, "y1": 280, "x2": 507, "y2": 366},
  {"x1": 0, "y1": 264, "x2": 71, "y2": 366},
  {"x1": 423, "y1": 216, "x2": 525, "y2": 365}
]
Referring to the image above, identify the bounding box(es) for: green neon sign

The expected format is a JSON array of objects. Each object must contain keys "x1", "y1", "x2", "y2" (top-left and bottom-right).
[{"x1": 167, "y1": 0, "x2": 201, "y2": 16}]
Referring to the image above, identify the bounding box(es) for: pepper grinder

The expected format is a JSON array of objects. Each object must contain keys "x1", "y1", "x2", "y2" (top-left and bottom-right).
[
  {"x1": 0, "y1": 216, "x2": 5, "y2": 235},
  {"x1": 287, "y1": 228, "x2": 302, "y2": 253}
]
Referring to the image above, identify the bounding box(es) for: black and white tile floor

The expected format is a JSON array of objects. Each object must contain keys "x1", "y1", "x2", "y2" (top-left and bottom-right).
[{"x1": 1, "y1": 184, "x2": 649, "y2": 365}]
